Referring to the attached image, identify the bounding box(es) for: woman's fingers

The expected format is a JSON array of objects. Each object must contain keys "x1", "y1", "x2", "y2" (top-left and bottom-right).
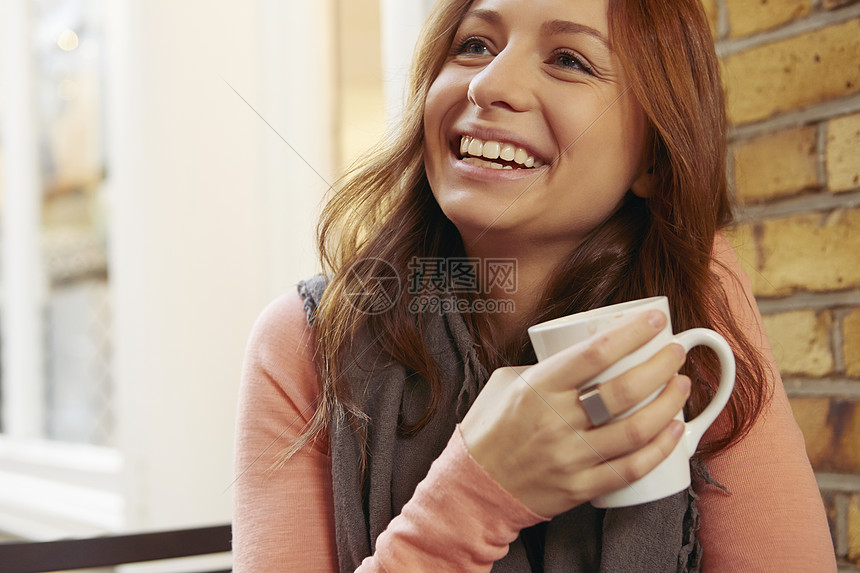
[
  {"x1": 571, "y1": 417, "x2": 686, "y2": 504},
  {"x1": 461, "y1": 313, "x2": 695, "y2": 518},
  {"x1": 533, "y1": 310, "x2": 667, "y2": 392},
  {"x1": 578, "y1": 374, "x2": 691, "y2": 463},
  {"x1": 595, "y1": 343, "x2": 687, "y2": 419}
]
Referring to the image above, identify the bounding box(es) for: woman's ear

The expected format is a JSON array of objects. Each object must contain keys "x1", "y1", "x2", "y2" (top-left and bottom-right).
[
  {"x1": 630, "y1": 165, "x2": 656, "y2": 198},
  {"x1": 631, "y1": 129, "x2": 658, "y2": 198}
]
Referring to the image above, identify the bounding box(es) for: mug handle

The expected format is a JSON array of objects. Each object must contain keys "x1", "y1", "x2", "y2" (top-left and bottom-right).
[{"x1": 673, "y1": 328, "x2": 736, "y2": 456}]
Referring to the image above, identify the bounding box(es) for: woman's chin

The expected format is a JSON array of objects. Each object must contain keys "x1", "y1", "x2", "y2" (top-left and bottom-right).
[
  {"x1": 437, "y1": 203, "x2": 504, "y2": 242},
  {"x1": 442, "y1": 210, "x2": 531, "y2": 255}
]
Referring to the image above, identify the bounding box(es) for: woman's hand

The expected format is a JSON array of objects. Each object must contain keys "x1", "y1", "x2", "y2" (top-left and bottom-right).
[{"x1": 459, "y1": 310, "x2": 691, "y2": 518}]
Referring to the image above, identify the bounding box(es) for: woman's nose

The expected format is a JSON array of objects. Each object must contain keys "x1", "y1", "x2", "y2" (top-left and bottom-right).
[{"x1": 466, "y1": 49, "x2": 536, "y2": 113}]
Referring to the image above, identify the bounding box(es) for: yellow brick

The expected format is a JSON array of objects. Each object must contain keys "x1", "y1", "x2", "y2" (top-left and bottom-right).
[
  {"x1": 700, "y1": 0, "x2": 719, "y2": 37},
  {"x1": 790, "y1": 397, "x2": 830, "y2": 467},
  {"x1": 789, "y1": 397, "x2": 860, "y2": 474},
  {"x1": 763, "y1": 310, "x2": 833, "y2": 376},
  {"x1": 733, "y1": 126, "x2": 819, "y2": 202},
  {"x1": 844, "y1": 308, "x2": 860, "y2": 377},
  {"x1": 727, "y1": 0, "x2": 810, "y2": 37},
  {"x1": 851, "y1": 495, "x2": 860, "y2": 564},
  {"x1": 723, "y1": 19, "x2": 860, "y2": 125},
  {"x1": 729, "y1": 209, "x2": 860, "y2": 296},
  {"x1": 827, "y1": 112, "x2": 860, "y2": 192}
]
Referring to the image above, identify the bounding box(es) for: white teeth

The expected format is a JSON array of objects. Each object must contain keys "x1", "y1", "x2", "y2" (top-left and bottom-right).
[
  {"x1": 514, "y1": 147, "x2": 528, "y2": 165},
  {"x1": 468, "y1": 138, "x2": 483, "y2": 157},
  {"x1": 458, "y1": 136, "x2": 538, "y2": 169},
  {"x1": 482, "y1": 140, "x2": 501, "y2": 160}
]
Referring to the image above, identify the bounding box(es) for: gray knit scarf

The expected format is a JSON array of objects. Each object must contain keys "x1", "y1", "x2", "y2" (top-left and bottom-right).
[{"x1": 299, "y1": 276, "x2": 703, "y2": 572}]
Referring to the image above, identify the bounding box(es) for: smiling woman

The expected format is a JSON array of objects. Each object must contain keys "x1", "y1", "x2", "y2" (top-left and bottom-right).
[
  {"x1": 423, "y1": 0, "x2": 650, "y2": 276},
  {"x1": 233, "y1": 0, "x2": 837, "y2": 571}
]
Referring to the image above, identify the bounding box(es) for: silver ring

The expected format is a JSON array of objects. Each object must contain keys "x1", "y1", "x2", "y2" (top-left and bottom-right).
[{"x1": 578, "y1": 385, "x2": 612, "y2": 427}]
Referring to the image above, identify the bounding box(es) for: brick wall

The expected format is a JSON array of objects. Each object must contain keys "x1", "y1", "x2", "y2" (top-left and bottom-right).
[{"x1": 702, "y1": 0, "x2": 860, "y2": 568}]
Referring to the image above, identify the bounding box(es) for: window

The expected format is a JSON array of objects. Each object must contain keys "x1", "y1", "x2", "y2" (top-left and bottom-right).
[{"x1": 0, "y1": 0, "x2": 119, "y2": 540}]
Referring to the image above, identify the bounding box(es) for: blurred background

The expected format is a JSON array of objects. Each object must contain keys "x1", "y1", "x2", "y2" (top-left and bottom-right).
[
  {"x1": 0, "y1": 0, "x2": 431, "y2": 558},
  {"x1": 0, "y1": 0, "x2": 858, "y2": 570}
]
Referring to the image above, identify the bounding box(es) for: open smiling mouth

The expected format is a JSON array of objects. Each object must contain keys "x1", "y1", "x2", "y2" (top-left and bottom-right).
[{"x1": 458, "y1": 136, "x2": 546, "y2": 170}]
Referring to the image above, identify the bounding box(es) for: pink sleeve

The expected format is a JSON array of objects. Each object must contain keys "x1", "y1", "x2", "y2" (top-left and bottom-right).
[
  {"x1": 360, "y1": 427, "x2": 545, "y2": 572},
  {"x1": 694, "y1": 234, "x2": 836, "y2": 572},
  {"x1": 232, "y1": 291, "x2": 339, "y2": 572},
  {"x1": 233, "y1": 291, "x2": 544, "y2": 573}
]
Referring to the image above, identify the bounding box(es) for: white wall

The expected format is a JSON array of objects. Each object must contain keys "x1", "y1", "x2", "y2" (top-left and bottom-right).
[
  {"x1": 380, "y1": 0, "x2": 434, "y2": 122},
  {"x1": 106, "y1": 0, "x2": 332, "y2": 530},
  {"x1": 260, "y1": 0, "x2": 335, "y2": 298}
]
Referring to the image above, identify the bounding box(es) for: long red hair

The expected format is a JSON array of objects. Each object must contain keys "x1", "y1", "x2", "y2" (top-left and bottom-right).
[{"x1": 278, "y1": 0, "x2": 770, "y2": 467}]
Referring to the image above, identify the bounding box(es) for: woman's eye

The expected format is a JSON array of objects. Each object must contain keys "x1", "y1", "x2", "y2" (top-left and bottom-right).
[
  {"x1": 455, "y1": 37, "x2": 492, "y2": 56},
  {"x1": 552, "y1": 50, "x2": 595, "y2": 75}
]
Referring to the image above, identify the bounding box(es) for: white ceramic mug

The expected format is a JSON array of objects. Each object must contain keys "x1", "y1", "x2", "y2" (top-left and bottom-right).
[{"x1": 527, "y1": 296, "x2": 735, "y2": 508}]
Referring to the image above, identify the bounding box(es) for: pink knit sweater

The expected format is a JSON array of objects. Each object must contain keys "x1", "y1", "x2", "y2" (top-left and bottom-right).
[{"x1": 232, "y1": 236, "x2": 836, "y2": 572}]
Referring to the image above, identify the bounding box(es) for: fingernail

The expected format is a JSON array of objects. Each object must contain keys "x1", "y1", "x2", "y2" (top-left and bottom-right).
[
  {"x1": 671, "y1": 420, "x2": 684, "y2": 439},
  {"x1": 673, "y1": 343, "x2": 686, "y2": 360},
  {"x1": 677, "y1": 376, "x2": 691, "y2": 395},
  {"x1": 647, "y1": 310, "x2": 666, "y2": 329}
]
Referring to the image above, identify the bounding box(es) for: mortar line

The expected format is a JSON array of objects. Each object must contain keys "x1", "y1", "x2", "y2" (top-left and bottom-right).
[
  {"x1": 817, "y1": 121, "x2": 830, "y2": 189},
  {"x1": 735, "y1": 188, "x2": 860, "y2": 222},
  {"x1": 833, "y1": 308, "x2": 849, "y2": 374},
  {"x1": 816, "y1": 472, "x2": 860, "y2": 492},
  {"x1": 755, "y1": 290, "x2": 860, "y2": 313},
  {"x1": 783, "y1": 377, "x2": 860, "y2": 399},
  {"x1": 835, "y1": 492, "x2": 848, "y2": 557},
  {"x1": 715, "y1": 2, "x2": 860, "y2": 57},
  {"x1": 729, "y1": 94, "x2": 860, "y2": 143},
  {"x1": 716, "y1": 0, "x2": 730, "y2": 40}
]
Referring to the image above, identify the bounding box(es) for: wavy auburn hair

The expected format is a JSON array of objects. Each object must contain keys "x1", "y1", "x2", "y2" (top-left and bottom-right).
[{"x1": 281, "y1": 0, "x2": 771, "y2": 467}]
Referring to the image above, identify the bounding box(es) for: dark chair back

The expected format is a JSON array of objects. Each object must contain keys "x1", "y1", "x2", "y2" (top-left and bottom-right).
[{"x1": 0, "y1": 523, "x2": 232, "y2": 573}]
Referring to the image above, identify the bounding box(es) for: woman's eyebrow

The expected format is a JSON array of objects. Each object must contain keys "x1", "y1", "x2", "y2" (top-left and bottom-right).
[
  {"x1": 541, "y1": 19, "x2": 613, "y2": 51},
  {"x1": 461, "y1": 9, "x2": 501, "y2": 26}
]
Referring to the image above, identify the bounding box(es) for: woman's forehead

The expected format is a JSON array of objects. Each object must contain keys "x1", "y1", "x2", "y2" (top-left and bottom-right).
[{"x1": 461, "y1": 0, "x2": 611, "y2": 30}]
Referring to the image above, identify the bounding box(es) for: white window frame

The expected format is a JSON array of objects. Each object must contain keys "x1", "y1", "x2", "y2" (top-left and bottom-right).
[
  {"x1": 379, "y1": 0, "x2": 434, "y2": 122},
  {"x1": 1, "y1": 0, "x2": 338, "y2": 544},
  {"x1": 0, "y1": 0, "x2": 124, "y2": 540}
]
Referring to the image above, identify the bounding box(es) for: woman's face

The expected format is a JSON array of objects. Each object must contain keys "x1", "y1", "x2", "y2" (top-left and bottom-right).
[{"x1": 423, "y1": 0, "x2": 651, "y2": 252}]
